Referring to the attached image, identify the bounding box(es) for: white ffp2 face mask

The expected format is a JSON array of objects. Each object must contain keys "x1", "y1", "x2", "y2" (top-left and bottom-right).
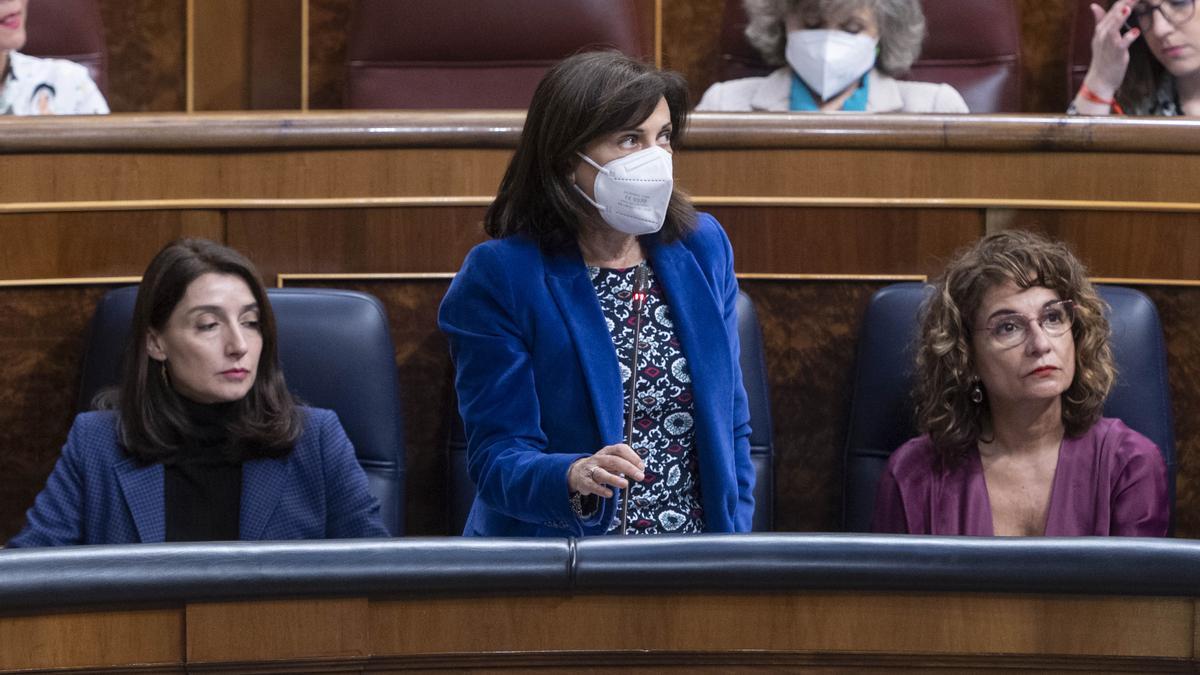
[
  {"x1": 574, "y1": 145, "x2": 674, "y2": 236},
  {"x1": 785, "y1": 29, "x2": 878, "y2": 102}
]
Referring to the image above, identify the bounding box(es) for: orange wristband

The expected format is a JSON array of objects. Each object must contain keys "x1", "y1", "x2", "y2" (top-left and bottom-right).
[{"x1": 1079, "y1": 83, "x2": 1125, "y2": 115}]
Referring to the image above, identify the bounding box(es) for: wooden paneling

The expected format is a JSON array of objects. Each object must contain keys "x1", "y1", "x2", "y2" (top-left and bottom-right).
[
  {"x1": 662, "y1": 0, "x2": 726, "y2": 104},
  {"x1": 370, "y1": 592, "x2": 1193, "y2": 659},
  {"x1": 249, "y1": 0, "x2": 304, "y2": 110},
  {"x1": 307, "y1": 0, "x2": 353, "y2": 110},
  {"x1": 229, "y1": 207, "x2": 488, "y2": 282},
  {"x1": 1018, "y1": 0, "x2": 1075, "y2": 113},
  {"x1": 1005, "y1": 211, "x2": 1200, "y2": 280},
  {"x1": 0, "y1": 211, "x2": 222, "y2": 280},
  {"x1": 190, "y1": 0, "x2": 251, "y2": 111},
  {"x1": 713, "y1": 206, "x2": 982, "y2": 276},
  {"x1": 0, "y1": 607, "x2": 183, "y2": 671},
  {"x1": 186, "y1": 598, "x2": 368, "y2": 663},
  {"x1": 99, "y1": 0, "x2": 187, "y2": 112},
  {"x1": 0, "y1": 284, "x2": 137, "y2": 541},
  {"x1": 0, "y1": 591, "x2": 1194, "y2": 671}
]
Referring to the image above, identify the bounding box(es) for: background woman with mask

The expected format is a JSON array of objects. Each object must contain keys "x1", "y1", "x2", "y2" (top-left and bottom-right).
[
  {"x1": 439, "y1": 51, "x2": 755, "y2": 537},
  {"x1": 696, "y1": 0, "x2": 967, "y2": 113}
]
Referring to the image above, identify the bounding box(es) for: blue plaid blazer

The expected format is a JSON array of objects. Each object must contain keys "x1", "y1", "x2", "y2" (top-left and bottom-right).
[{"x1": 6, "y1": 407, "x2": 388, "y2": 546}]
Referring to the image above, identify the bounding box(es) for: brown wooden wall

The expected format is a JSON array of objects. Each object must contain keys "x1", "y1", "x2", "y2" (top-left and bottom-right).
[
  {"x1": 2, "y1": 590, "x2": 1196, "y2": 671},
  {"x1": 1, "y1": 113, "x2": 1198, "y2": 542},
  {"x1": 96, "y1": 0, "x2": 1079, "y2": 113}
]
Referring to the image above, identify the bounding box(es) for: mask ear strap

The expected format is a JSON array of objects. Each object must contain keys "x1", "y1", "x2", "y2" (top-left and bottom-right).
[
  {"x1": 572, "y1": 184, "x2": 606, "y2": 211},
  {"x1": 576, "y1": 151, "x2": 605, "y2": 172}
]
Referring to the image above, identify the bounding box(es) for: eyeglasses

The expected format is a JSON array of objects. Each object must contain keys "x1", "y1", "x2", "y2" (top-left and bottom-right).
[
  {"x1": 980, "y1": 300, "x2": 1075, "y2": 350},
  {"x1": 1131, "y1": 0, "x2": 1196, "y2": 30}
]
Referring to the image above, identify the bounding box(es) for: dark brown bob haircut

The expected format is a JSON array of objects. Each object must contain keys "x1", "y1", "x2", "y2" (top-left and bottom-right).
[
  {"x1": 914, "y1": 230, "x2": 1116, "y2": 465},
  {"x1": 484, "y1": 50, "x2": 696, "y2": 252},
  {"x1": 107, "y1": 239, "x2": 302, "y2": 463}
]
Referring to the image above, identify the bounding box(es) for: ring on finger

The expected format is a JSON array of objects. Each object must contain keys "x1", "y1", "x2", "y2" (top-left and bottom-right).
[{"x1": 587, "y1": 465, "x2": 599, "y2": 482}]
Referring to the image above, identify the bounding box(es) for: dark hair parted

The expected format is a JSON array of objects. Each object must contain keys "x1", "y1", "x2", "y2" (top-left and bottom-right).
[
  {"x1": 105, "y1": 239, "x2": 302, "y2": 463},
  {"x1": 484, "y1": 51, "x2": 696, "y2": 252},
  {"x1": 915, "y1": 230, "x2": 1116, "y2": 465}
]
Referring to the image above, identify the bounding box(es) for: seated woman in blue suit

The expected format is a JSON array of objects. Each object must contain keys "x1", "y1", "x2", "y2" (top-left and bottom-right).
[
  {"x1": 7, "y1": 239, "x2": 387, "y2": 546},
  {"x1": 439, "y1": 51, "x2": 755, "y2": 537}
]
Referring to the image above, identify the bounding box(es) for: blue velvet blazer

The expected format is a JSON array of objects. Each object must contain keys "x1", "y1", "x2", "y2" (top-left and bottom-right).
[
  {"x1": 6, "y1": 407, "x2": 388, "y2": 546},
  {"x1": 439, "y1": 213, "x2": 755, "y2": 536}
]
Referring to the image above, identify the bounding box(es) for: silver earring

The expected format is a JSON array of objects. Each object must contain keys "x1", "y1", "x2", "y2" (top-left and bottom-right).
[
  {"x1": 160, "y1": 362, "x2": 170, "y2": 387},
  {"x1": 970, "y1": 380, "x2": 984, "y2": 404}
]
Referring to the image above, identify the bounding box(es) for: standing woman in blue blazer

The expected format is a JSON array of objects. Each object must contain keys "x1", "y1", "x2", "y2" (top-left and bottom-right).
[
  {"x1": 7, "y1": 239, "x2": 387, "y2": 546},
  {"x1": 439, "y1": 52, "x2": 755, "y2": 537}
]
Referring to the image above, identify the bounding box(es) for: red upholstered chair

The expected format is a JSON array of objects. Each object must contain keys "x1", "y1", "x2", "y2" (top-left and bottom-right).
[
  {"x1": 714, "y1": 0, "x2": 1023, "y2": 112},
  {"x1": 345, "y1": 0, "x2": 652, "y2": 109},
  {"x1": 21, "y1": 0, "x2": 107, "y2": 95},
  {"x1": 909, "y1": 0, "x2": 1022, "y2": 112}
]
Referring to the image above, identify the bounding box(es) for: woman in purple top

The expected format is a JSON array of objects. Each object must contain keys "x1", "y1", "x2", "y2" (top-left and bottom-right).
[{"x1": 871, "y1": 230, "x2": 1169, "y2": 536}]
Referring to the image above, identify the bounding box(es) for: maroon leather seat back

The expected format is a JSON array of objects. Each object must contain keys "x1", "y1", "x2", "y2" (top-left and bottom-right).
[
  {"x1": 910, "y1": 0, "x2": 1022, "y2": 113},
  {"x1": 715, "y1": 0, "x2": 1022, "y2": 112},
  {"x1": 1068, "y1": 0, "x2": 1096, "y2": 99},
  {"x1": 21, "y1": 0, "x2": 107, "y2": 94},
  {"x1": 345, "y1": 0, "x2": 651, "y2": 109}
]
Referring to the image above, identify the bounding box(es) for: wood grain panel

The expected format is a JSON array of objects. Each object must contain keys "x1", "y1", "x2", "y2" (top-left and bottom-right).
[
  {"x1": 1018, "y1": 0, "x2": 1075, "y2": 113},
  {"x1": 370, "y1": 592, "x2": 1194, "y2": 658},
  {"x1": 0, "y1": 607, "x2": 182, "y2": 671},
  {"x1": 1004, "y1": 211, "x2": 1200, "y2": 280},
  {"x1": 662, "y1": 0, "x2": 725, "y2": 104},
  {"x1": 228, "y1": 207, "x2": 488, "y2": 282},
  {"x1": 191, "y1": 0, "x2": 251, "y2": 112},
  {"x1": 307, "y1": 0, "x2": 353, "y2": 110},
  {"x1": 277, "y1": 278, "x2": 455, "y2": 536},
  {"x1": 249, "y1": 0, "x2": 303, "y2": 109},
  {"x1": 3, "y1": 149, "x2": 513, "y2": 204},
  {"x1": 186, "y1": 598, "x2": 368, "y2": 663},
  {"x1": 99, "y1": 0, "x2": 187, "y2": 112},
  {"x1": 0, "y1": 283, "x2": 135, "y2": 542},
  {"x1": 0, "y1": 210, "x2": 222, "y2": 280},
  {"x1": 711, "y1": 206, "x2": 983, "y2": 276}
]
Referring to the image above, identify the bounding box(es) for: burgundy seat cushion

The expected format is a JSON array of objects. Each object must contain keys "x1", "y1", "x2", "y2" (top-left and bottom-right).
[
  {"x1": 345, "y1": 0, "x2": 651, "y2": 109},
  {"x1": 715, "y1": 0, "x2": 1022, "y2": 112},
  {"x1": 21, "y1": 0, "x2": 107, "y2": 94}
]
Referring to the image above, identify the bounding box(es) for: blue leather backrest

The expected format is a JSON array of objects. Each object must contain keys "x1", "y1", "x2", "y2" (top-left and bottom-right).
[
  {"x1": 447, "y1": 290, "x2": 775, "y2": 532},
  {"x1": 842, "y1": 282, "x2": 1177, "y2": 532},
  {"x1": 76, "y1": 286, "x2": 406, "y2": 535}
]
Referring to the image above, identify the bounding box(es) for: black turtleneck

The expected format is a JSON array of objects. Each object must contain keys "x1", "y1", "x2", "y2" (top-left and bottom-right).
[{"x1": 164, "y1": 397, "x2": 243, "y2": 542}]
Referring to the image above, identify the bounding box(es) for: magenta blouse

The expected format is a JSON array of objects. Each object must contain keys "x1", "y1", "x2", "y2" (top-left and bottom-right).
[{"x1": 871, "y1": 418, "x2": 1169, "y2": 536}]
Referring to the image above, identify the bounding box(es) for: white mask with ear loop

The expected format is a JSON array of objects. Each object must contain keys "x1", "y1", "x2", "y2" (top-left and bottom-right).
[
  {"x1": 573, "y1": 145, "x2": 674, "y2": 236},
  {"x1": 786, "y1": 29, "x2": 879, "y2": 101}
]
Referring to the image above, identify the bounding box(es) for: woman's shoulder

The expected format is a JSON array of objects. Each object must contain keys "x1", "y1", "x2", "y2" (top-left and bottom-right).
[
  {"x1": 887, "y1": 434, "x2": 939, "y2": 470},
  {"x1": 673, "y1": 212, "x2": 732, "y2": 266},
  {"x1": 696, "y1": 68, "x2": 789, "y2": 111},
  {"x1": 60, "y1": 410, "x2": 123, "y2": 461},
  {"x1": 10, "y1": 51, "x2": 94, "y2": 81},
  {"x1": 459, "y1": 236, "x2": 544, "y2": 274},
  {"x1": 1087, "y1": 417, "x2": 1163, "y2": 461},
  {"x1": 886, "y1": 75, "x2": 970, "y2": 113}
]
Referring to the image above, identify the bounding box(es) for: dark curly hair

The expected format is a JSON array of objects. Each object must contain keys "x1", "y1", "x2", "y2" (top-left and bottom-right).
[{"x1": 915, "y1": 230, "x2": 1116, "y2": 465}]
